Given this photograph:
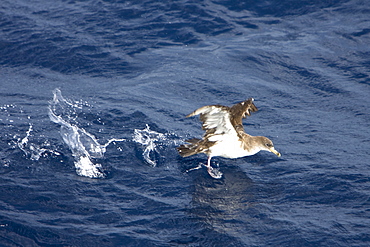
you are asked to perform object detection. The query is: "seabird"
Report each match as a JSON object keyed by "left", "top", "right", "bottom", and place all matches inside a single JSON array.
[{"left": 177, "top": 98, "right": 281, "bottom": 179}]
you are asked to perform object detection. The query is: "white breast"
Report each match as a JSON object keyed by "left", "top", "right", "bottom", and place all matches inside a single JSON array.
[{"left": 208, "top": 134, "right": 260, "bottom": 159}]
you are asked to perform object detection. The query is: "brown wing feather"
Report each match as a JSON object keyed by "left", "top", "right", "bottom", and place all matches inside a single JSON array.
[{"left": 229, "top": 98, "right": 258, "bottom": 133}]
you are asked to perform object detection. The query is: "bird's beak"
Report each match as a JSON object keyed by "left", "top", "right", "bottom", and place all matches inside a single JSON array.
[{"left": 269, "top": 147, "right": 281, "bottom": 157}]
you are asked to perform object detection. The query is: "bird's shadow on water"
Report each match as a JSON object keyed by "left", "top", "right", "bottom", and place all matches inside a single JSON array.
[
  {"left": 178, "top": 153, "right": 285, "bottom": 207},
  {"left": 184, "top": 163, "right": 258, "bottom": 243},
  {"left": 179, "top": 155, "right": 257, "bottom": 208},
  {"left": 179, "top": 154, "right": 284, "bottom": 245}
]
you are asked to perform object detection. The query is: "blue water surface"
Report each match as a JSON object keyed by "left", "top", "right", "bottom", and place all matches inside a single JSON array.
[{"left": 1, "top": 0, "right": 370, "bottom": 246}]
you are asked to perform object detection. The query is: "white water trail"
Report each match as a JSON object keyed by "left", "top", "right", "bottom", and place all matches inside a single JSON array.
[
  {"left": 133, "top": 124, "right": 173, "bottom": 167},
  {"left": 48, "top": 89, "right": 124, "bottom": 178}
]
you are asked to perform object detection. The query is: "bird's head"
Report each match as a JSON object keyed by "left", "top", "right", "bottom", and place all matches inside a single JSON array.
[{"left": 257, "top": 136, "right": 281, "bottom": 157}]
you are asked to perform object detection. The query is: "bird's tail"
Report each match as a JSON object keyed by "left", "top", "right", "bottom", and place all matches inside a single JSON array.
[{"left": 176, "top": 138, "right": 203, "bottom": 157}]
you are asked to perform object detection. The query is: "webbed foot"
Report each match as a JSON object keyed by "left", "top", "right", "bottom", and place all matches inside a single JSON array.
[{"left": 207, "top": 166, "right": 223, "bottom": 179}]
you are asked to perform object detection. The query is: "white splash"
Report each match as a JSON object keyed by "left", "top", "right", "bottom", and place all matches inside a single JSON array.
[
  {"left": 17, "top": 124, "right": 61, "bottom": 161},
  {"left": 18, "top": 124, "right": 33, "bottom": 151},
  {"left": 133, "top": 124, "right": 167, "bottom": 167},
  {"left": 49, "top": 89, "right": 124, "bottom": 178}
]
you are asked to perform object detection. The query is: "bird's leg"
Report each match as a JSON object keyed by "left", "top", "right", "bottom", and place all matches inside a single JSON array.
[
  {"left": 207, "top": 156, "right": 212, "bottom": 170},
  {"left": 206, "top": 156, "right": 223, "bottom": 179}
]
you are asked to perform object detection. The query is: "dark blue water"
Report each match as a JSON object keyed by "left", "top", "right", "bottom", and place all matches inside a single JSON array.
[{"left": 1, "top": 0, "right": 370, "bottom": 246}]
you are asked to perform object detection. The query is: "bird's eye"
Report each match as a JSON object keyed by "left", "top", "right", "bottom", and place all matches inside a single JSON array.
[{"left": 265, "top": 143, "right": 273, "bottom": 148}]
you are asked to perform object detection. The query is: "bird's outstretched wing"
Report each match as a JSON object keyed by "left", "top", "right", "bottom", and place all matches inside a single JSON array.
[
  {"left": 186, "top": 104, "right": 236, "bottom": 140},
  {"left": 229, "top": 98, "right": 258, "bottom": 134},
  {"left": 187, "top": 98, "right": 258, "bottom": 139}
]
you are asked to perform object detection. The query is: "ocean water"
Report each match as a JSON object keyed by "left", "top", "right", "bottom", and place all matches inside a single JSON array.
[{"left": 1, "top": 0, "right": 370, "bottom": 246}]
